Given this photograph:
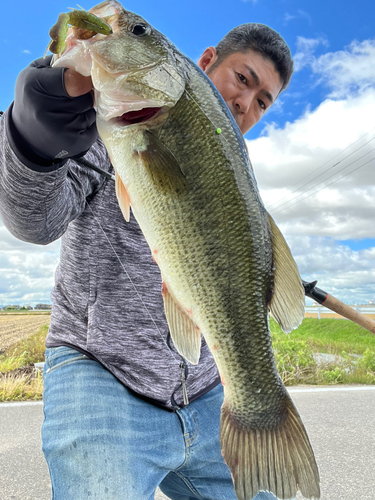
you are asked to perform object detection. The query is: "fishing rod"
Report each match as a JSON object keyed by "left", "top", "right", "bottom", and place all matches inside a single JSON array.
[{"left": 303, "top": 280, "right": 375, "bottom": 334}]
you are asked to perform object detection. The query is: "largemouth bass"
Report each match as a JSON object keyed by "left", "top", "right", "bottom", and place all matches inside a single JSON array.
[{"left": 52, "top": 2, "right": 320, "bottom": 498}]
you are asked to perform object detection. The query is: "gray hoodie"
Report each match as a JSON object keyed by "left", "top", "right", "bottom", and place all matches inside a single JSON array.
[{"left": 0, "top": 109, "right": 220, "bottom": 410}]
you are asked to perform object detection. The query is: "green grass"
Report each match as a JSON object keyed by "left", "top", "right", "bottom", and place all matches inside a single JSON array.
[
  {"left": 0, "top": 371, "right": 43, "bottom": 401},
  {"left": 0, "top": 318, "right": 374, "bottom": 402},
  {"left": 0, "top": 325, "right": 48, "bottom": 401},
  {"left": 272, "top": 317, "right": 375, "bottom": 354},
  {"left": 0, "top": 325, "right": 48, "bottom": 373},
  {"left": 270, "top": 318, "right": 375, "bottom": 385}
]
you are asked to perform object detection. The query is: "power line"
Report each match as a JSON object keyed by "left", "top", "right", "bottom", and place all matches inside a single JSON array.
[
  {"left": 267, "top": 136, "right": 375, "bottom": 211},
  {"left": 272, "top": 154, "right": 375, "bottom": 215},
  {"left": 266, "top": 125, "right": 375, "bottom": 211},
  {"left": 270, "top": 146, "right": 375, "bottom": 214}
]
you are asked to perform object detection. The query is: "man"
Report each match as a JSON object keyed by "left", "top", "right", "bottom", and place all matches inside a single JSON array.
[{"left": 0, "top": 21, "right": 293, "bottom": 500}]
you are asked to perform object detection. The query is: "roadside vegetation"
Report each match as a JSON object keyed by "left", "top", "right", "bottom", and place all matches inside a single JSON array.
[
  {"left": 0, "top": 325, "right": 48, "bottom": 401},
  {"left": 271, "top": 318, "right": 375, "bottom": 385},
  {"left": 0, "top": 317, "right": 374, "bottom": 402}
]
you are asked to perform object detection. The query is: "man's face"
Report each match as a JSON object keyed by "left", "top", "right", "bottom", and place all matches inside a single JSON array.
[{"left": 198, "top": 48, "right": 283, "bottom": 134}]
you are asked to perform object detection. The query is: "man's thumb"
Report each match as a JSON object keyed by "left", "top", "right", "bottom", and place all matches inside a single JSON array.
[{"left": 64, "top": 69, "right": 93, "bottom": 97}]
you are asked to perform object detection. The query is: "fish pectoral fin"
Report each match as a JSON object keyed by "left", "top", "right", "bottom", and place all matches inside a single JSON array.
[
  {"left": 138, "top": 130, "right": 186, "bottom": 193},
  {"left": 115, "top": 174, "right": 131, "bottom": 222},
  {"left": 221, "top": 395, "right": 320, "bottom": 500},
  {"left": 162, "top": 283, "right": 201, "bottom": 365},
  {"left": 268, "top": 213, "right": 305, "bottom": 333}
]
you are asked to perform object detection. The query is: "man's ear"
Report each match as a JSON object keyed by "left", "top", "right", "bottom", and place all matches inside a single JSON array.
[{"left": 197, "top": 47, "right": 218, "bottom": 73}]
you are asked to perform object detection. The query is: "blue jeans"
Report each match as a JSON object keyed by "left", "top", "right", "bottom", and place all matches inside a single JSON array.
[{"left": 42, "top": 346, "right": 277, "bottom": 500}]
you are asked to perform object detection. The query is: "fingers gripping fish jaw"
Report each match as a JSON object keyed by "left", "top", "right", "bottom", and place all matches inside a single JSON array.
[{"left": 47, "top": 9, "right": 112, "bottom": 55}]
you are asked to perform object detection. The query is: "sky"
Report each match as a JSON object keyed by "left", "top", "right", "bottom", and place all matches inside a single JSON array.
[{"left": 0, "top": 0, "right": 375, "bottom": 306}]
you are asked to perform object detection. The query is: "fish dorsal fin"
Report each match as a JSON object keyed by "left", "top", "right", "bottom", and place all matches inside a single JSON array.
[
  {"left": 162, "top": 282, "right": 201, "bottom": 365},
  {"left": 268, "top": 213, "right": 305, "bottom": 333},
  {"left": 115, "top": 174, "right": 131, "bottom": 222},
  {"left": 138, "top": 131, "right": 186, "bottom": 192}
]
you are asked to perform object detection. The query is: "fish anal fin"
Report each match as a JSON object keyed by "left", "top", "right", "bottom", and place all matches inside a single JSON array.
[
  {"left": 115, "top": 174, "right": 131, "bottom": 222},
  {"left": 138, "top": 130, "right": 186, "bottom": 193},
  {"left": 268, "top": 213, "right": 305, "bottom": 333},
  {"left": 220, "top": 395, "right": 320, "bottom": 500},
  {"left": 162, "top": 282, "right": 201, "bottom": 365}
]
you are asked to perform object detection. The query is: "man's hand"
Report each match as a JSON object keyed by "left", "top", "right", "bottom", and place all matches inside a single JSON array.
[{"left": 9, "top": 55, "right": 98, "bottom": 165}]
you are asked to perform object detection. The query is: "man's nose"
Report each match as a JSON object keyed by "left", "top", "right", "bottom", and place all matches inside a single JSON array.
[{"left": 234, "top": 92, "right": 252, "bottom": 115}]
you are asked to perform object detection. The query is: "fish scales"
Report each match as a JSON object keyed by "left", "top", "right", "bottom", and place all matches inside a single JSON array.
[
  {"left": 145, "top": 91, "right": 277, "bottom": 405},
  {"left": 52, "top": 2, "right": 320, "bottom": 499}
]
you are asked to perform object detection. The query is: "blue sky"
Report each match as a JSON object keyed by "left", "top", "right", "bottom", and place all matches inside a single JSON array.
[
  {"left": 1, "top": 0, "right": 375, "bottom": 306},
  {"left": 2, "top": 0, "right": 374, "bottom": 135}
]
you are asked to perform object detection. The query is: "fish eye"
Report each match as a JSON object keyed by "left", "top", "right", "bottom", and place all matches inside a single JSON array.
[{"left": 131, "top": 24, "right": 149, "bottom": 36}]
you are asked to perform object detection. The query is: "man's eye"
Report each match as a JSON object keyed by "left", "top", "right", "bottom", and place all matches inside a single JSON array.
[
  {"left": 258, "top": 99, "right": 266, "bottom": 110},
  {"left": 238, "top": 73, "right": 247, "bottom": 84}
]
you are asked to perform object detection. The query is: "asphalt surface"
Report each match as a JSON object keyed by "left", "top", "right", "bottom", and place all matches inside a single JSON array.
[{"left": 0, "top": 386, "right": 374, "bottom": 500}]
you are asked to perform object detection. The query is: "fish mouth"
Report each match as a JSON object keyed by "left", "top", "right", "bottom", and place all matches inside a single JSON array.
[{"left": 118, "top": 107, "right": 162, "bottom": 126}]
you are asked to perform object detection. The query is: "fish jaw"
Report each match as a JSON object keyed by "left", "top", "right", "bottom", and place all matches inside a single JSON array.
[
  {"left": 91, "top": 58, "right": 184, "bottom": 122},
  {"left": 52, "top": 0, "right": 186, "bottom": 121}
]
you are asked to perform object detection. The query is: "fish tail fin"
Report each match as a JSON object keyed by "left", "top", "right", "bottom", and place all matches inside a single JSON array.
[
  {"left": 268, "top": 213, "right": 305, "bottom": 333},
  {"left": 220, "top": 396, "right": 320, "bottom": 500}
]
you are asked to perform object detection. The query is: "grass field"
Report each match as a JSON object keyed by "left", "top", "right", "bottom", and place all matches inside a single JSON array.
[
  {"left": 0, "top": 314, "right": 374, "bottom": 402},
  {"left": 272, "top": 317, "right": 375, "bottom": 354},
  {"left": 0, "top": 311, "right": 51, "bottom": 314}
]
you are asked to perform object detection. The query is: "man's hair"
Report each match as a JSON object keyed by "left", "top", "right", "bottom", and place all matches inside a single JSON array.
[{"left": 209, "top": 24, "right": 294, "bottom": 91}]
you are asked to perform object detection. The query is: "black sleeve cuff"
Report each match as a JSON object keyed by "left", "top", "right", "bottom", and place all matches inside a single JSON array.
[{"left": 4, "top": 103, "right": 68, "bottom": 172}]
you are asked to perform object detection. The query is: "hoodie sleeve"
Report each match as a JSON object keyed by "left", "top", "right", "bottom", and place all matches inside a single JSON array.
[{"left": 0, "top": 108, "right": 111, "bottom": 245}]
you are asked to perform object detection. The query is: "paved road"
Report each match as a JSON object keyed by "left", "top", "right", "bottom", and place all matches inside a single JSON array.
[{"left": 1, "top": 386, "right": 374, "bottom": 500}]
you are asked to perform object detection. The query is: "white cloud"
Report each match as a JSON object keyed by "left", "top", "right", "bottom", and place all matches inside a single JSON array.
[
  {"left": 247, "top": 39, "right": 375, "bottom": 304},
  {"left": 293, "top": 36, "right": 329, "bottom": 71},
  {"left": 252, "top": 90, "right": 375, "bottom": 194},
  {"left": 0, "top": 222, "right": 60, "bottom": 306},
  {"left": 294, "top": 37, "right": 375, "bottom": 98},
  {"left": 22, "top": 49, "right": 31, "bottom": 54},
  {"left": 312, "top": 39, "right": 375, "bottom": 98},
  {"left": 289, "top": 236, "right": 375, "bottom": 304},
  {"left": 283, "top": 13, "right": 296, "bottom": 24},
  {"left": 283, "top": 10, "right": 312, "bottom": 26}
]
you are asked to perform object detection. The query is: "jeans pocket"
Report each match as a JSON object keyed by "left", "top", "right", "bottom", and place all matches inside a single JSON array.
[{"left": 44, "top": 346, "right": 90, "bottom": 375}]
